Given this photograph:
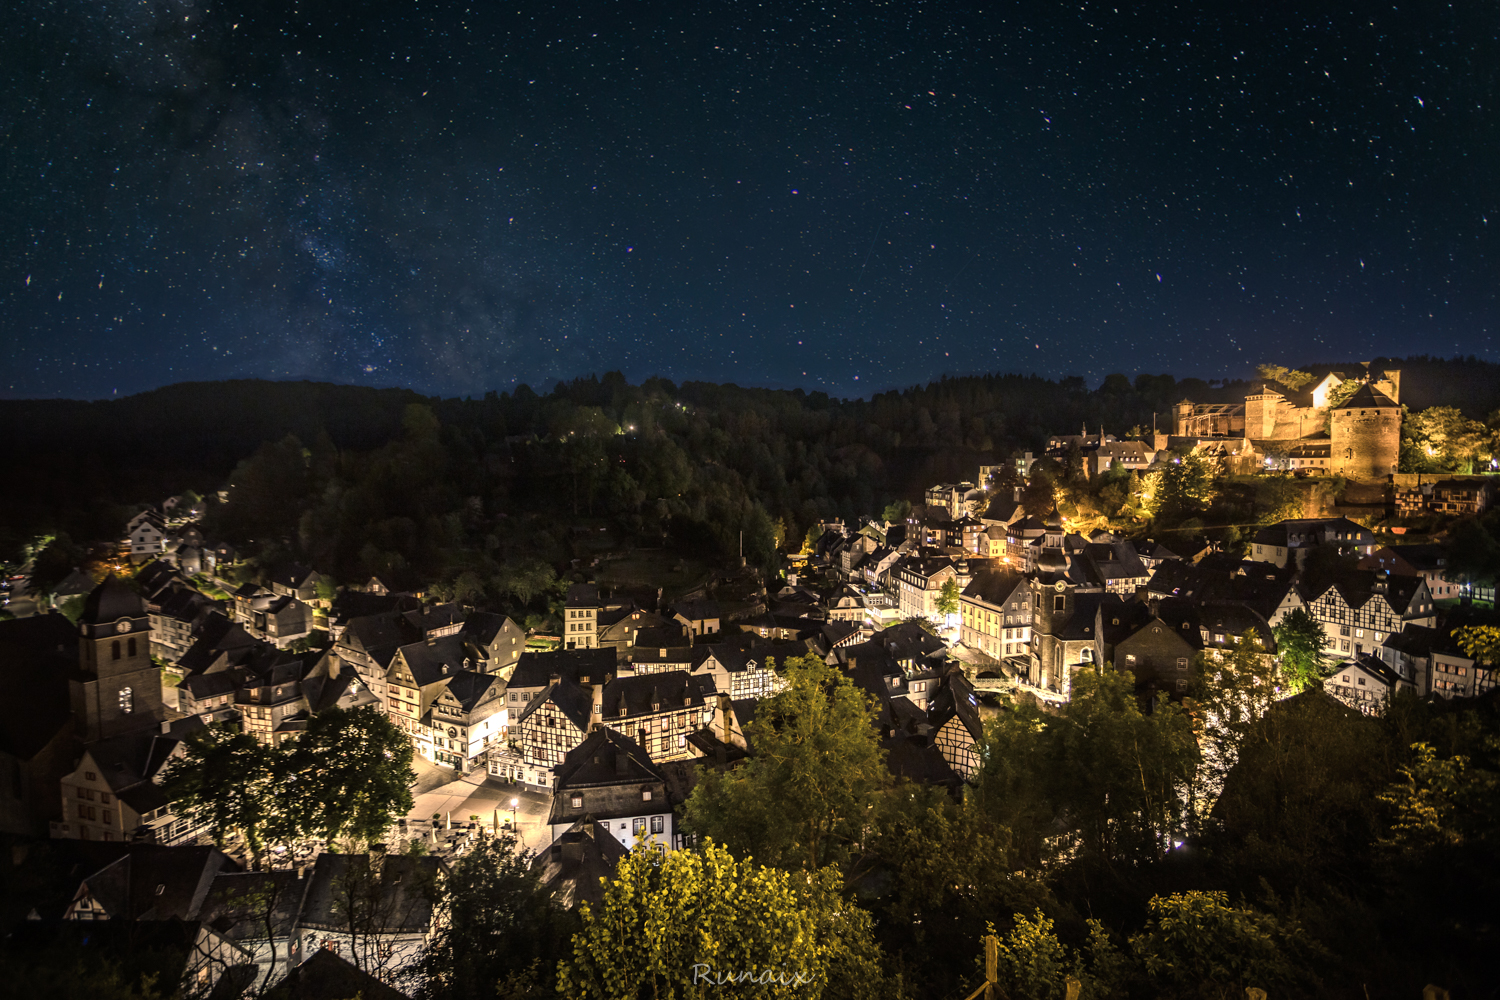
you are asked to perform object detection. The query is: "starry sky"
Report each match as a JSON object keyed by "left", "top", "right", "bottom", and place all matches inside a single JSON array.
[{"left": 3, "top": 1, "right": 1498, "bottom": 400}]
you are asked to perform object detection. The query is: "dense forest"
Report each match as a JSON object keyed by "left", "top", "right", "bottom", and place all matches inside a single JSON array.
[{"left": 3, "top": 355, "right": 1497, "bottom": 600}]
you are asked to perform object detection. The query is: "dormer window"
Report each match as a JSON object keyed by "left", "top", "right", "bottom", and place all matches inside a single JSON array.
[
  {"left": 570, "top": 794, "right": 583, "bottom": 809},
  {"left": 642, "top": 789, "right": 653, "bottom": 802}
]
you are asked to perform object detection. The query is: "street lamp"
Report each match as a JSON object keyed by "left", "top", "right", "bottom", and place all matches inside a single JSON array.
[{"left": 510, "top": 797, "right": 519, "bottom": 830}]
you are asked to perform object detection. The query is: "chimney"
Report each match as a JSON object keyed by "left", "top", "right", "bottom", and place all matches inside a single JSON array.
[{"left": 548, "top": 671, "right": 561, "bottom": 686}]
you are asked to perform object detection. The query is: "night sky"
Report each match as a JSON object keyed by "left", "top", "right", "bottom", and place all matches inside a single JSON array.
[{"left": 3, "top": 1, "right": 1498, "bottom": 400}]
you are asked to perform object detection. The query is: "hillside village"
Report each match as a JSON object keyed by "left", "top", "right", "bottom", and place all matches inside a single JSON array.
[{"left": 0, "top": 362, "right": 1497, "bottom": 996}]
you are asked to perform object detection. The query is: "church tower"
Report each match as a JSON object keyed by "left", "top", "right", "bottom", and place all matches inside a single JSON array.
[{"left": 69, "top": 575, "right": 164, "bottom": 742}]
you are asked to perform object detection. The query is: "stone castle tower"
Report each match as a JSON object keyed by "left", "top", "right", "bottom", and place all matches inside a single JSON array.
[{"left": 1329, "top": 381, "right": 1402, "bottom": 482}]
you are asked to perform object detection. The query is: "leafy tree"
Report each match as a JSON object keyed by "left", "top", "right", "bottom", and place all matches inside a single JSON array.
[
  {"left": 1153, "top": 454, "right": 1218, "bottom": 521},
  {"left": 881, "top": 499, "right": 911, "bottom": 524},
  {"left": 1376, "top": 742, "right": 1469, "bottom": 855},
  {"left": 1021, "top": 470, "right": 1057, "bottom": 518},
  {"left": 975, "top": 667, "right": 1198, "bottom": 868},
  {"left": 935, "top": 577, "right": 961, "bottom": 617},
  {"left": 410, "top": 833, "right": 573, "bottom": 1000},
  {"left": 1255, "top": 365, "right": 1314, "bottom": 391},
  {"left": 1443, "top": 510, "right": 1500, "bottom": 590},
  {"left": 557, "top": 842, "right": 888, "bottom": 1000},
  {"left": 298, "top": 707, "right": 416, "bottom": 848},
  {"left": 986, "top": 910, "right": 1127, "bottom": 1000},
  {"left": 1129, "top": 892, "right": 1323, "bottom": 1000},
  {"left": 862, "top": 790, "right": 1049, "bottom": 997},
  {"left": 29, "top": 533, "right": 86, "bottom": 595},
  {"left": 1454, "top": 624, "right": 1500, "bottom": 666},
  {"left": 682, "top": 657, "right": 885, "bottom": 870},
  {"left": 1205, "top": 691, "right": 1392, "bottom": 894},
  {"left": 1190, "top": 629, "right": 1281, "bottom": 817},
  {"left": 161, "top": 724, "right": 279, "bottom": 864},
  {"left": 1272, "top": 607, "right": 1329, "bottom": 693},
  {"left": 1404, "top": 406, "right": 1493, "bottom": 473}
]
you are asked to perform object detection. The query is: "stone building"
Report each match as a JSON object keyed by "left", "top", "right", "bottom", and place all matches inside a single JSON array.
[{"left": 1172, "top": 363, "right": 1402, "bottom": 482}]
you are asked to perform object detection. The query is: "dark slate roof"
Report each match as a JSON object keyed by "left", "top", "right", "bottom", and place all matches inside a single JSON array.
[
  {"left": 511, "top": 647, "right": 618, "bottom": 689},
  {"left": 81, "top": 575, "right": 145, "bottom": 624},
  {"left": 1383, "top": 623, "right": 1440, "bottom": 657},
  {"left": 552, "top": 728, "right": 665, "bottom": 792},
  {"left": 1198, "top": 602, "right": 1276, "bottom": 652},
  {"left": 882, "top": 730, "right": 962, "bottom": 788},
  {"left": 566, "top": 583, "right": 601, "bottom": 607},
  {"left": 1346, "top": 652, "right": 1402, "bottom": 687},
  {"left": 268, "top": 563, "right": 318, "bottom": 589},
  {"left": 403, "top": 603, "right": 464, "bottom": 634},
  {"left": 1335, "top": 382, "right": 1400, "bottom": 409},
  {"left": 298, "top": 854, "right": 442, "bottom": 933},
  {"left": 79, "top": 845, "right": 234, "bottom": 921},
  {"left": 329, "top": 590, "right": 420, "bottom": 625},
  {"left": 395, "top": 634, "right": 471, "bottom": 687},
  {"left": 459, "top": 611, "right": 517, "bottom": 646},
  {"left": 342, "top": 611, "right": 423, "bottom": 667},
  {"left": 671, "top": 598, "right": 722, "bottom": 622},
  {"left": 198, "top": 870, "right": 308, "bottom": 944},
  {"left": 531, "top": 819, "right": 629, "bottom": 911},
  {"left": 515, "top": 675, "right": 594, "bottom": 732},
  {"left": 1379, "top": 544, "right": 1450, "bottom": 573},
  {"left": 0, "top": 613, "right": 78, "bottom": 759},
  {"left": 442, "top": 669, "right": 500, "bottom": 711},
  {"left": 706, "top": 631, "right": 809, "bottom": 663},
  {"left": 961, "top": 569, "right": 1028, "bottom": 605},
  {"left": 600, "top": 671, "right": 706, "bottom": 720},
  {"left": 265, "top": 947, "right": 410, "bottom": 1000},
  {"left": 927, "top": 671, "right": 983, "bottom": 743},
  {"left": 1055, "top": 592, "right": 1126, "bottom": 641},
  {"left": 1308, "top": 570, "right": 1426, "bottom": 614}
]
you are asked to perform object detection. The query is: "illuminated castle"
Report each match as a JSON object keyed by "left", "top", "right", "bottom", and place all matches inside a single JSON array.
[{"left": 1173, "top": 364, "right": 1401, "bottom": 481}]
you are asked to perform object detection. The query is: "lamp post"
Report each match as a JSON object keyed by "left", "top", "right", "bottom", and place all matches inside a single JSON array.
[{"left": 509, "top": 797, "right": 519, "bottom": 833}]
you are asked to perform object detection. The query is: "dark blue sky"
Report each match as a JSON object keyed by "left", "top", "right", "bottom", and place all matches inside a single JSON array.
[{"left": 3, "top": 1, "right": 1497, "bottom": 400}]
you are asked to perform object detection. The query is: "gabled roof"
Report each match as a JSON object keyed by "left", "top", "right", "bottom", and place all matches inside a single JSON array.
[
  {"left": 459, "top": 611, "right": 519, "bottom": 646},
  {"left": 403, "top": 603, "right": 464, "bottom": 635},
  {"left": 1197, "top": 601, "right": 1275, "bottom": 651},
  {"left": 515, "top": 675, "right": 594, "bottom": 732},
  {"left": 298, "top": 854, "right": 443, "bottom": 933},
  {"left": 671, "top": 598, "right": 721, "bottom": 622},
  {"left": 600, "top": 670, "right": 705, "bottom": 720},
  {"left": 392, "top": 634, "right": 470, "bottom": 687},
  {"left": 1334, "top": 382, "right": 1399, "bottom": 409},
  {"left": 566, "top": 583, "right": 600, "bottom": 608},
  {"left": 1343, "top": 653, "right": 1401, "bottom": 687},
  {"left": 530, "top": 819, "right": 629, "bottom": 911},
  {"left": 554, "top": 728, "right": 667, "bottom": 790},
  {"left": 927, "top": 671, "right": 983, "bottom": 743},
  {"left": 440, "top": 669, "right": 501, "bottom": 712},
  {"left": 961, "top": 569, "right": 1028, "bottom": 606},
  {"left": 1382, "top": 623, "right": 1439, "bottom": 657},
  {"left": 265, "top": 948, "right": 410, "bottom": 1000},
  {"left": 510, "top": 648, "right": 618, "bottom": 689},
  {"left": 267, "top": 563, "right": 319, "bottom": 589},
  {"left": 75, "top": 845, "right": 234, "bottom": 921}
]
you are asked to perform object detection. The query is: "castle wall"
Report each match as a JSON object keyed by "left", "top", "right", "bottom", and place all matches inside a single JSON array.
[{"left": 1330, "top": 407, "right": 1400, "bottom": 481}]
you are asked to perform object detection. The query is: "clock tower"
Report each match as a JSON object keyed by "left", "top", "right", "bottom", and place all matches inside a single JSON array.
[{"left": 70, "top": 575, "right": 164, "bottom": 742}]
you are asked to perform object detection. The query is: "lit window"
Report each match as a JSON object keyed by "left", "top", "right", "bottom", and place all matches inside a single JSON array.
[{"left": 118, "top": 688, "right": 134, "bottom": 714}]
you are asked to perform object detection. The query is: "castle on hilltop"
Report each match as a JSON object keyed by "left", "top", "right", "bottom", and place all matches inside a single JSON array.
[{"left": 1172, "top": 363, "right": 1402, "bottom": 481}]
